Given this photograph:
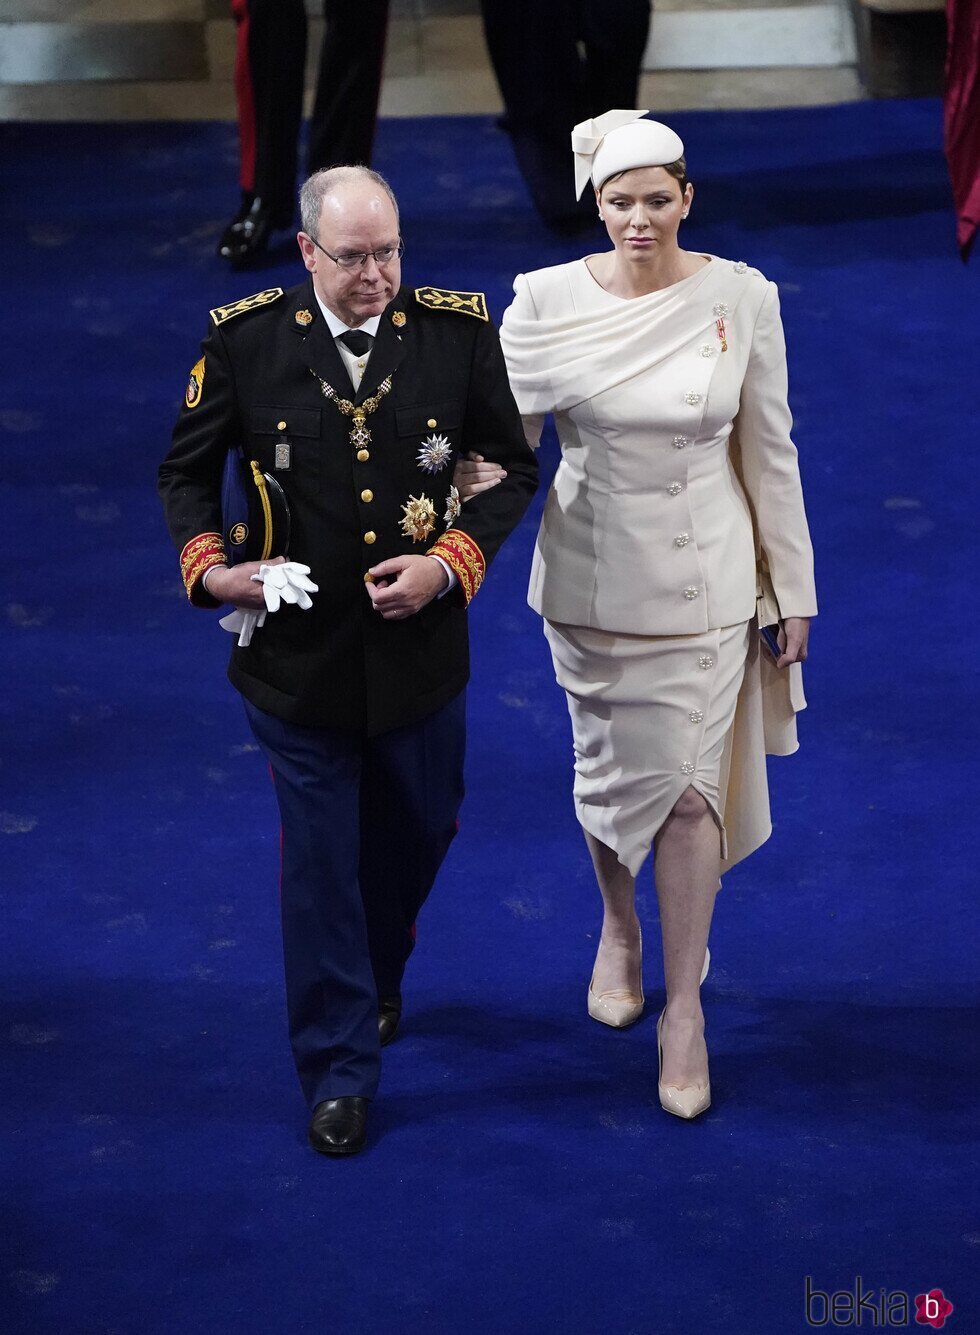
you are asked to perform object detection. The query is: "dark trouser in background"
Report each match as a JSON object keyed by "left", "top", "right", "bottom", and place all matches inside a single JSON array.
[
  {"left": 244, "top": 693, "right": 465, "bottom": 1108},
  {"left": 230, "top": 0, "right": 390, "bottom": 223},
  {"left": 479, "top": 0, "right": 651, "bottom": 229}
]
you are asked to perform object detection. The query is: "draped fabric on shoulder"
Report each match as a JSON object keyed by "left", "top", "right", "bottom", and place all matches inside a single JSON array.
[{"left": 500, "top": 261, "right": 727, "bottom": 416}]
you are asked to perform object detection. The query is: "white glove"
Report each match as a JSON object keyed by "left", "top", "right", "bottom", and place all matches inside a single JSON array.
[
  {"left": 218, "top": 608, "right": 266, "bottom": 647},
  {"left": 250, "top": 562, "right": 319, "bottom": 614}
]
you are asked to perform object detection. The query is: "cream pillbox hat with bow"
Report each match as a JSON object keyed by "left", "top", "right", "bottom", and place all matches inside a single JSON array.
[{"left": 571, "top": 110, "right": 685, "bottom": 199}]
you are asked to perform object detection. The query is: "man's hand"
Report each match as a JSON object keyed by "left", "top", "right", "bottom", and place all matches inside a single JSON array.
[
  {"left": 366, "top": 556, "right": 448, "bottom": 620},
  {"left": 776, "top": 616, "right": 810, "bottom": 669},
  {"left": 452, "top": 451, "right": 506, "bottom": 501},
  {"left": 206, "top": 555, "right": 286, "bottom": 610}
]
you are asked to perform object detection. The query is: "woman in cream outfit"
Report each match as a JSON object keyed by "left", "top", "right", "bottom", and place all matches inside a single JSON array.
[{"left": 463, "top": 112, "right": 816, "bottom": 1118}]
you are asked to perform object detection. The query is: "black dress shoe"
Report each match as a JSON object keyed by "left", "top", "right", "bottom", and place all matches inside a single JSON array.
[
  {"left": 378, "top": 998, "right": 402, "bottom": 1048},
  {"left": 308, "top": 1097, "right": 369, "bottom": 1156},
  {"left": 217, "top": 198, "right": 292, "bottom": 269}
]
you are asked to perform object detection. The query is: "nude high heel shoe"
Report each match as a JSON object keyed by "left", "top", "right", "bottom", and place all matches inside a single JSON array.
[
  {"left": 588, "top": 929, "right": 644, "bottom": 1028},
  {"left": 657, "top": 1009, "right": 711, "bottom": 1120}
]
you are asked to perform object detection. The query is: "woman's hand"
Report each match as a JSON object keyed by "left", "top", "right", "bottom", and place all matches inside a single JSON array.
[
  {"left": 776, "top": 617, "right": 810, "bottom": 669},
  {"left": 452, "top": 451, "right": 506, "bottom": 501}
]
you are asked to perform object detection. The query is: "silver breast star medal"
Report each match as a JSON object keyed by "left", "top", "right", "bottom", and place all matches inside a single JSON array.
[
  {"left": 443, "top": 485, "right": 461, "bottom": 527},
  {"left": 312, "top": 372, "right": 393, "bottom": 453},
  {"left": 400, "top": 494, "right": 437, "bottom": 543},
  {"left": 417, "top": 433, "right": 452, "bottom": 474}
]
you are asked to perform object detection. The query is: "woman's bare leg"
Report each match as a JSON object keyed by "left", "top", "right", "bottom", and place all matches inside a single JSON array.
[
  {"left": 653, "top": 786, "right": 720, "bottom": 1088},
  {"left": 583, "top": 829, "right": 641, "bottom": 996}
]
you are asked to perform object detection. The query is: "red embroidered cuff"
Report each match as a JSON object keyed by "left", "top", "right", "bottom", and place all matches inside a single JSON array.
[
  {"left": 426, "top": 529, "right": 486, "bottom": 605},
  {"left": 180, "top": 532, "right": 226, "bottom": 603}
]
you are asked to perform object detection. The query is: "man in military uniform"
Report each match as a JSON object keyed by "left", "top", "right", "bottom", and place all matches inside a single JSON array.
[{"left": 159, "top": 166, "right": 538, "bottom": 1155}]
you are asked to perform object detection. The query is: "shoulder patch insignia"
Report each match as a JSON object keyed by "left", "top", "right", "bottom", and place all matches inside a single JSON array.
[
  {"left": 210, "top": 287, "right": 285, "bottom": 326},
  {"left": 185, "top": 356, "right": 205, "bottom": 409},
  {"left": 414, "top": 286, "right": 489, "bottom": 322}
]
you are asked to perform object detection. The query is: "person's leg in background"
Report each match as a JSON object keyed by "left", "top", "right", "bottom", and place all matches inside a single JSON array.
[
  {"left": 580, "top": 0, "right": 652, "bottom": 117},
  {"left": 219, "top": 0, "right": 307, "bottom": 267},
  {"left": 479, "top": 0, "right": 594, "bottom": 232},
  {"left": 307, "top": 0, "right": 391, "bottom": 174}
]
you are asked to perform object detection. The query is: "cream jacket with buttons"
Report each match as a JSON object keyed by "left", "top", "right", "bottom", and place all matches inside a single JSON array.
[{"left": 499, "top": 255, "right": 817, "bottom": 635}]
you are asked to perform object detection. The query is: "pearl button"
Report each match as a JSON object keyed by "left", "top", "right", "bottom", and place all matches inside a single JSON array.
[
  {"left": 713, "top": 303, "right": 729, "bottom": 318},
  {"left": 734, "top": 260, "right": 748, "bottom": 274},
  {"left": 427, "top": 418, "right": 437, "bottom": 429},
  {"left": 672, "top": 436, "right": 689, "bottom": 450},
  {"left": 699, "top": 344, "right": 715, "bottom": 358},
  {"left": 684, "top": 587, "right": 700, "bottom": 600},
  {"left": 360, "top": 489, "right": 374, "bottom": 503},
  {"left": 668, "top": 482, "right": 683, "bottom": 496},
  {"left": 363, "top": 531, "right": 376, "bottom": 544},
  {"left": 685, "top": 391, "right": 703, "bottom": 406},
  {"left": 674, "top": 533, "right": 690, "bottom": 548},
  {"left": 689, "top": 710, "right": 704, "bottom": 724},
  {"left": 357, "top": 449, "right": 370, "bottom": 462},
  {"left": 277, "top": 420, "right": 287, "bottom": 431},
  {"left": 680, "top": 761, "right": 695, "bottom": 776},
  {"left": 699, "top": 655, "right": 714, "bottom": 670}
]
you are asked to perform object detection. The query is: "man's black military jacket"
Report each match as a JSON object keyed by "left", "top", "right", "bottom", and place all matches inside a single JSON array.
[{"left": 158, "top": 279, "right": 538, "bottom": 735}]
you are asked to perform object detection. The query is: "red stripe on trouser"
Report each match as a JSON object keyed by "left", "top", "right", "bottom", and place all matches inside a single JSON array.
[{"left": 231, "top": 0, "right": 257, "bottom": 194}]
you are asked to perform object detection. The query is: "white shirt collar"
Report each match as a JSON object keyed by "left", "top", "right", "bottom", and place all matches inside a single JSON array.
[{"left": 312, "top": 289, "right": 382, "bottom": 341}]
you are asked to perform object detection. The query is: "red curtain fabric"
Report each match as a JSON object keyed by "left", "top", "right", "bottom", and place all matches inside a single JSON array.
[{"left": 945, "top": 0, "right": 980, "bottom": 259}]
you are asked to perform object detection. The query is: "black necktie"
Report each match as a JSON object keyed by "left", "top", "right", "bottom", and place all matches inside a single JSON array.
[{"left": 339, "top": 329, "right": 373, "bottom": 357}]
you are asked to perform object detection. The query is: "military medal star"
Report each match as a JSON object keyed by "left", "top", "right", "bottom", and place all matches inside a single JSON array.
[
  {"left": 417, "top": 433, "right": 452, "bottom": 474},
  {"left": 400, "top": 494, "right": 437, "bottom": 543},
  {"left": 443, "top": 485, "right": 462, "bottom": 527}
]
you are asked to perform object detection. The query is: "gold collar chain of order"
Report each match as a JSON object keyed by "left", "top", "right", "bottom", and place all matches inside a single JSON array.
[{"left": 312, "top": 371, "right": 394, "bottom": 451}]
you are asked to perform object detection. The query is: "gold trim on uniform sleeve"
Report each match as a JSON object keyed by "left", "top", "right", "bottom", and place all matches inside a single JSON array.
[
  {"left": 414, "top": 286, "right": 489, "bottom": 321},
  {"left": 426, "top": 528, "right": 486, "bottom": 604},
  {"left": 180, "top": 532, "right": 226, "bottom": 600},
  {"left": 209, "top": 288, "right": 285, "bottom": 326}
]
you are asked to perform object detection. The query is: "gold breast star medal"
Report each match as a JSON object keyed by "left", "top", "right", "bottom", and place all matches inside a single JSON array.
[
  {"left": 443, "top": 485, "right": 461, "bottom": 527},
  {"left": 400, "top": 494, "right": 437, "bottom": 543},
  {"left": 417, "top": 433, "right": 452, "bottom": 474}
]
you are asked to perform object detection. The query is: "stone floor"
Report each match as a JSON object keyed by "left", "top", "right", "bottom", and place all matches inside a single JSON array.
[{"left": 0, "top": 0, "right": 865, "bottom": 120}]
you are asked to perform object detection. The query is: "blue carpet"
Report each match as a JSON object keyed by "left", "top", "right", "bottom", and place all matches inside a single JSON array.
[{"left": 1, "top": 100, "right": 978, "bottom": 1334}]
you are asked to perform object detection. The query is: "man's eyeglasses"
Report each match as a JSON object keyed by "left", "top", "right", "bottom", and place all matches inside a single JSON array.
[{"left": 308, "top": 237, "right": 405, "bottom": 270}]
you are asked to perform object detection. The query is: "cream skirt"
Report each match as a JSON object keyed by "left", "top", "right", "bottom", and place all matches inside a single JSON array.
[{"left": 543, "top": 619, "right": 758, "bottom": 878}]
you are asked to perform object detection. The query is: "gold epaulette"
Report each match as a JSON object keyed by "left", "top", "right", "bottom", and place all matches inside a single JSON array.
[
  {"left": 414, "top": 286, "right": 489, "bottom": 322},
  {"left": 210, "top": 288, "right": 284, "bottom": 326}
]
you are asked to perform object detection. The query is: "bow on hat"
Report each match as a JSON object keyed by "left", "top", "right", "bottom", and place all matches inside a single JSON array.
[{"left": 571, "top": 108, "right": 649, "bottom": 199}]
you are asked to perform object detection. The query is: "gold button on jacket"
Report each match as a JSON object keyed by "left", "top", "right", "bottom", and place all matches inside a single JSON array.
[{"left": 363, "top": 531, "right": 377, "bottom": 545}]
